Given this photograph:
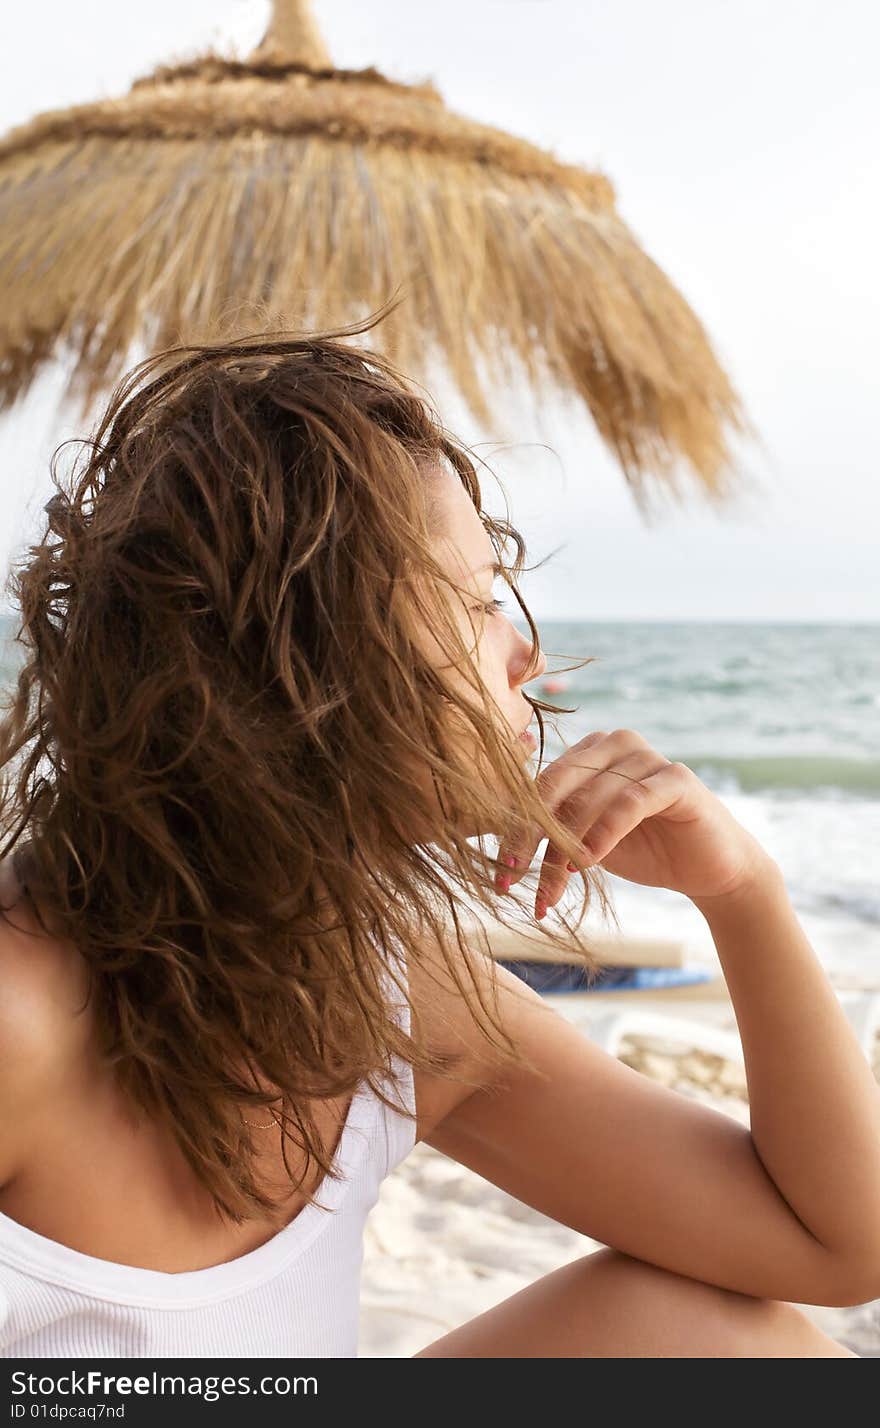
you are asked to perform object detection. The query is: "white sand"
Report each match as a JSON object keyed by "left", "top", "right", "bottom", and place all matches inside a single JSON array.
[{"left": 359, "top": 982, "right": 880, "bottom": 1357}]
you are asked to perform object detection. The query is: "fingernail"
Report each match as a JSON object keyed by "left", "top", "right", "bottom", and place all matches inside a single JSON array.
[
  {"left": 495, "top": 873, "right": 511, "bottom": 894},
  {"left": 503, "top": 856, "right": 518, "bottom": 868},
  {"left": 566, "top": 861, "right": 578, "bottom": 873}
]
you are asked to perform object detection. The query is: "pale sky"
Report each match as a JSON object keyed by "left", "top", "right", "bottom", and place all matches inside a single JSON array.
[{"left": 1, "top": 0, "right": 878, "bottom": 620}]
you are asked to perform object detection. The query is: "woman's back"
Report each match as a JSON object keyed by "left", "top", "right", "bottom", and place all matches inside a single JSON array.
[{"left": 0, "top": 858, "right": 418, "bottom": 1357}]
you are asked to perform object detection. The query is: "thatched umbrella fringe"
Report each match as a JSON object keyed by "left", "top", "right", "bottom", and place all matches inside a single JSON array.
[
  {"left": 0, "top": 133, "right": 747, "bottom": 500},
  {"left": 0, "top": 139, "right": 717, "bottom": 385}
]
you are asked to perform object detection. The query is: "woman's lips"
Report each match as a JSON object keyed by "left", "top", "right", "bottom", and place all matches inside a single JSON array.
[{"left": 518, "top": 729, "right": 538, "bottom": 750}]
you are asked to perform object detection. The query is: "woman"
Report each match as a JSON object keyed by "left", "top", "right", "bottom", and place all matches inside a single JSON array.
[{"left": 0, "top": 312, "right": 877, "bottom": 1358}]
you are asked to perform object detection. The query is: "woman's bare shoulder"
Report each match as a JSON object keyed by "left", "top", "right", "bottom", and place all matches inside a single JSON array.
[{"left": 0, "top": 858, "right": 92, "bottom": 1184}]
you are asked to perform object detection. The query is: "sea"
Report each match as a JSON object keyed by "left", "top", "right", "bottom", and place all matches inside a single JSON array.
[{"left": 1, "top": 614, "right": 878, "bottom": 988}]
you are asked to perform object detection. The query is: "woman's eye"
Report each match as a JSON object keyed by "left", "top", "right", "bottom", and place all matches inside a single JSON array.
[{"left": 475, "top": 598, "right": 507, "bottom": 617}]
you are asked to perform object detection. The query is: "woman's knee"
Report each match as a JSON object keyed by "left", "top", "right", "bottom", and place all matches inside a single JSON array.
[
  {"left": 414, "top": 1248, "right": 856, "bottom": 1357},
  {"left": 578, "top": 1248, "right": 854, "bottom": 1357}
]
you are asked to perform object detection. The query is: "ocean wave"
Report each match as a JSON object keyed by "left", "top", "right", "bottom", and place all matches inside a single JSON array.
[{"left": 673, "top": 754, "right": 880, "bottom": 797}]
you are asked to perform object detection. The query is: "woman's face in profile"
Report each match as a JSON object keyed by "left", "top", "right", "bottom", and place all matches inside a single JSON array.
[{"left": 406, "top": 465, "right": 547, "bottom": 836}]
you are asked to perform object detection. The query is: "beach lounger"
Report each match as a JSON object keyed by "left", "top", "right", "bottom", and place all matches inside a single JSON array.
[
  {"left": 481, "top": 914, "right": 711, "bottom": 994},
  {"left": 483, "top": 923, "right": 685, "bottom": 970}
]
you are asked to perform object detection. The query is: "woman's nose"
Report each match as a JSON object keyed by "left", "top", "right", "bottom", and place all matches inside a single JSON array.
[{"left": 512, "top": 636, "right": 546, "bottom": 686}]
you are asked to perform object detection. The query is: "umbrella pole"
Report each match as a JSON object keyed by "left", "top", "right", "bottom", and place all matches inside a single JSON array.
[{"left": 248, "top": 0, "right": 332, "bottom": 69}]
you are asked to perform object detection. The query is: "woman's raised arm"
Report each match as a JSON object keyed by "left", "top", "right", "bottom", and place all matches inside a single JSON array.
[{"left": 691, "top": 860, "right": 880, "bottom": 1268}]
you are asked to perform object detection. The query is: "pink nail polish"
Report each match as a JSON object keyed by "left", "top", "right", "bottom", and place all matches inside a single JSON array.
[
  {"left": 496, "top": 874, "right": 511, "bottom": 894},
  {"left": 504, "top": 856, "right": 518, "bottom": 868}
]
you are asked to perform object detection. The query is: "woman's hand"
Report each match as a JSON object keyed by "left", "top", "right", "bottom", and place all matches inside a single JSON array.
[{"left": 496, "top": 729, "right": 773, "bottom": 918}]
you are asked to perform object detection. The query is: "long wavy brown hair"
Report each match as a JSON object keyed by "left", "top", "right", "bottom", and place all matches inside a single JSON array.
[{"left": 0, "top": 303, "right": 614, "bottom": 1225}]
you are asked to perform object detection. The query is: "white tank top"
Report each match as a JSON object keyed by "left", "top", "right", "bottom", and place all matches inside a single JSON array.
[{"left": 0, "top": 945, "right": 415, "bottom": 1358}]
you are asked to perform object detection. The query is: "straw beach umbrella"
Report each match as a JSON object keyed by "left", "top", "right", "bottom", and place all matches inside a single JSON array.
[{"left": 0, "top": 0, "right": 750, "bottom": 510}]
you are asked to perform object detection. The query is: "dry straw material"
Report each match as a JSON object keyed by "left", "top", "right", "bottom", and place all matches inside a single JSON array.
[{"left": 0, "top": 0, "right": 750, "bottom": 509}]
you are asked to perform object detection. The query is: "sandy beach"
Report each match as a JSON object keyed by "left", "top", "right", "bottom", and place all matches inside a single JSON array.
[{"left": 360, "top": 975, "right": 880, "bottom": 1357}]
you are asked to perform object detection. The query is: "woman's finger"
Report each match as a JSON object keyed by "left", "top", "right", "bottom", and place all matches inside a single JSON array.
[
  {"left": 536, "top": 761, "right": 688, "bottom": 916},
  {"left": 494, "top": 730, "right": 610, "bottom": 890},
  {"left": 535, "top": 753, "right": 669, "bottom": 913}
]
